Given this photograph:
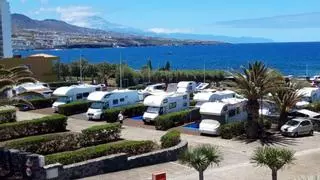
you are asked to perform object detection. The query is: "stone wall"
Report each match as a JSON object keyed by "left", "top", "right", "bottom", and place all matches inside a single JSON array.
[{"left": 40, "top": 140, "right": 188, "bottom": 180}]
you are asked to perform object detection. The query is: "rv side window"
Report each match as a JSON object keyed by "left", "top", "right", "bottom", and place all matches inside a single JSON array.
[
  {"left": 113, "top": 99, "right": 119, "bottom": 105},
  {"left": 169, "top": 102, "right": 177, "bottom": 109},
  {"left": 228, "top": 109, "right": 236, "bottom": 117},
  {"left": 83, "top": 92, "right": 89, "bottom": 98},
  {"left": 183, "top": 102, "right": 188, "bottom": 107},
  {"left": 183, "top": 95, "right": 188, "bottom": 99},
  {"left": 120, "top": 98, "right": 125, "bottom": 102},
  {"left": 95, "top": 87, "right": 101, "bottom": 91},
  {"left": 76, "top": 93, "right": 83, "bottom": 100},
  {"left": 163, "top": 99, "right": 168, "bottom": 103}
]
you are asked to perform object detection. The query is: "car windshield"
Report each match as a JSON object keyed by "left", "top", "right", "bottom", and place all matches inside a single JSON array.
[
  {"left": 91, "top": 102, "right": 104, "bottom": 109},
  {"left": 286, "top": 120, "right": 300, "bottom": 126},
  {"left": 57, "top": 96, "right": 69, "bottom": 103},
  {"left": 147, "top": 107, "right": 159, "bottom": 114}
]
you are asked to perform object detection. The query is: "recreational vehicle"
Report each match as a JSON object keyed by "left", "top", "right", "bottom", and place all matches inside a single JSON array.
[
  {"left": 86, "top": 89, "right": 140, "bottom": 120},
  {"left": 143, "top": 92, "right": 189, "bottom": 123},
  {"left": 138, "top": 83, "right": 166, "bottom": 99},
  {"left": 193, "top": 90, "right": 236, "bottom": 107},
  {"left": 176, "top": 81, "right": 197, "bottom": 93},
  {"left": 52, "top": 84, "right": 102, "bottom": 112},
  {"left": 296, "top": 87, "right": 320, "bottom": 107},
  {"left": 199, "top": 98, "right": 247, "bottom": 135},
  {"left": 14, "top": 82, "right": 53, "bottom": 98}
]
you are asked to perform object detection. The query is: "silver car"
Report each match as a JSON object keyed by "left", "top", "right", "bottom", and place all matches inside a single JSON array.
[{"left": 281, "top": 118, "right": 314, "bottom": 137}]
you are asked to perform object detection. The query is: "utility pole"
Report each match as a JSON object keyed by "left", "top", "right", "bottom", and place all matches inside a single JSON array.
[
  {"left": 119, "top": 53, "right": 122, "bottom": 88},
  {"left": 148, "top": 58, "right": 151, "bottom": 83},
  {"left": 203, "top": 59, "right": 206, "bottom": 83},
  {"left": 79, "top": 50, "right": 82, "bottom": 83}
]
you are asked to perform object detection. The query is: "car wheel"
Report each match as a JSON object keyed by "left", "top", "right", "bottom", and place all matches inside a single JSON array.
[
  {"left": 309, "top": 130, "right": 314, "bottom": 136},
  {"left": 294, "top": 132, "right": 299, "bottom": 137}
]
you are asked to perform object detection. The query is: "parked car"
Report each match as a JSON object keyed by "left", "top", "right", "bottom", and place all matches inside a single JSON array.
[
  {"left": 280, "top": 118, "right": 314, "bottom": 137},
  {"left": 199, "top": 119, "right": 221, "bottom": 135}
]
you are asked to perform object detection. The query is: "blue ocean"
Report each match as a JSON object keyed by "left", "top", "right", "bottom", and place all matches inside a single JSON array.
[{"left": 14, "top": 42, "right": 320, "bottom": 76}]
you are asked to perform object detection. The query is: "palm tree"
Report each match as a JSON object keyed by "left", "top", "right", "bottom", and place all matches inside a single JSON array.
[
  {"left": 251, "top": 146, "right": 295, "bottom": 180},
  {"left": 179, "top": 145, "right": 222, "bottom": 180},
  {"left": 231, "top": 61, "right": 282, "bottom": 139},
  {"left": 272, "top": 83, "right": 302, "bottom": 129}
]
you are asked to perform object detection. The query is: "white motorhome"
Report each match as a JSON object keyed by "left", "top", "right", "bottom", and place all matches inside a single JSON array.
[
  {"left": 143, "top": 92, "right": 189, "bottom": 123},
  {"left": 14, "top": 82, "right": 53, "bottom": 98},
  {"left": 296, "top": 87, "right": 320, "bottom": 108},
  {"left": 193, "top": 90, "right": 236, "bottom": 107},
  {"left": 52, "top": 84, "right": 102, "bottom": 112},
  {"left": 86, "top": 89, "right": 140, "bottom": 120},
  {"left": 138, "top": 83, "right": 166, "bottom": 99},
  {"left": 199, "top": 98, "right": 247, "bottom": 135},
  {"left": 177, "top": 81, "right": 197, "bottom": 93}
]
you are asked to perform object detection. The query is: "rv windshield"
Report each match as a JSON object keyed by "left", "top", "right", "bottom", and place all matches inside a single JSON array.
[
  {"left": 91, "top": 102, "right": 104, "bottom": 109},
  {"left": 146, "top": 107, "right": 160, "bottom": 114},
  {"left": 56, "top": 96, "right": 70, "bottom": 103}
]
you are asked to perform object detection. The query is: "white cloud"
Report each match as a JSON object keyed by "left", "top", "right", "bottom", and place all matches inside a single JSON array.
[{"left": 148, "top": 28, "right": 192, "bottom": 34}]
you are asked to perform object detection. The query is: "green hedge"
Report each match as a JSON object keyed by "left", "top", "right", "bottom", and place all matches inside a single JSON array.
[
  {"left": 128, "top": 84, "right": 147, "bottom": 90},
  {"left": 103, "top": 104, "right": 147, "bottom": 122},
  {"left": 1, "top": 132, "right": 81, "bottom": 155},
  {"left": 58, "top": 101, "right": 91, "bottom": 116},
  {"left": 45, "top": 140, "right": 155, "bottom": 165},
  {"left": 0, "top": 114, "right": 67, "bottom": 141},
  {"left": 155, "top": 109, "right": 200, "bottom": 130},
  {"left": 81, "top": 123, "right": 121, "bottom": 146},
  {"left": 29, "top": 97, "right": 57, "bottom": 109},
  {"left": 160, "top": 130, "right": 181, "bottom": 148},
  {"left": 306, "top": 102, "right": 320, "bottom": 112},
  {"left": 219, "top": 121, "right": 245, "bottom": 139},
  {"left": 189, "top": 100, "right": 197, "bottom": 107},
  {"left": 0, "top": 106, "right": 16, "bottom": 124}
]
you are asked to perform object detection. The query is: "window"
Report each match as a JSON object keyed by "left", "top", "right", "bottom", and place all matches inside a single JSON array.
[
  {"left": 228, "top": 109, "right": 236, "bottom": 117},
  {"left": 183, "top": 95, "right": 188, "bottom": 99},
  {"left": 155, "top": 85, "right": 165, "bottom": 90},
  {"left": 76, "top": 93, "right": 83, "bottom": 100},
  {"left": 183, "top": 102, "right": 188, "bottom": 107},
  {"left": 301, "top": 121, "right": 311, "bottom": 126},
  {"left": 163, "top": 99, "right": 168, "bottom": 104},
  {"left": 120, "top": 98, "right": 125, "bottom": 102},
  {"left": 169, "top": 102, "right": 177, "bottom": 109},
  {"left": 113, "top": 99, "right": 119, "bottom": 105},
  {"left": 96, "top": 87, "right": 101, "bottom": 91},
  {"left": 83, "top": 92, "right": 89, "bottom": 98}
]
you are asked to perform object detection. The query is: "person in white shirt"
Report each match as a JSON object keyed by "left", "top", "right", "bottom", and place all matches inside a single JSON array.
[{"left": 118, "top": 111, "right": 124, "bottom": 124}]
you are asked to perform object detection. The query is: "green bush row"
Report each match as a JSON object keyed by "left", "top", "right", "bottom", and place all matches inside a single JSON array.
[
  {"left": 29, "top": 97, "right": 57, "bottom": 109},
  {"left": 219, "top": 121, "right": 245, "bottom": 139},
  {"left": 1, "top": 132, "right": 81, "bottom": 155},
  {"left": 103, "top": 104, "right": 147, "bottom": 122},
  {"left": 128, "top": 84, "right": 147, "bottom": 90},
  {"left": 58, "top": 101, "right": 91, "bottom": 116},
  {"left": 306, "top": 102, "right": 320, "bottom": 112},
  {"left": 81, "top": 123, "right": 121, "bottom": 146},
  {"left": 45, "top": 140, "right": 155, "bottom": 165},
  {"left": 189, "top": 100, "right": 197, "bottom": 107},
  {"left": 0, "top": 114, "right": 67, "bottom": 141},
  {"left": 0, "top": 106, "right": 16, "bottom": 124},
  {"left": 160, "top": 130, "right": 181, "bottom": 148},
  {"left": 155, "top": 109, "right": 200, "bottom": 130}
]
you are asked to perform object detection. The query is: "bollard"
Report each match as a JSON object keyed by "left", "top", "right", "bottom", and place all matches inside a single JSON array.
[{"left": 152, "top": 171, "right": 166, "bottom": 180}]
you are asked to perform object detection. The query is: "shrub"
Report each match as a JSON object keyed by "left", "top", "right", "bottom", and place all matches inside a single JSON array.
[
  {"left": 81, "top": 123, "right": 121, "bottom": 146},
  {"left": 219, "top": 121, "right": 245, "bottom": 139},
  {"left": 0, "top": 114, "right": 67, "bottom": 141},
  {"left": 0, "top": 106, "right": 16, "bottom": 124},
  {"left": 155, "top": 110, "right": 190, "bottom": 130},
  {"left": 1, "top": 132, "right": 81, "bottom": 155},
  {"left": 160, "top": 130, "right": 181, "bottom": 148},
  {"left": 29, "top": 97, "right": 57, "bottom": 109},
  {"left": 306, "top": 102, "right": 320, "bottom": 112},
  {"left": 263, "top": 119, "right": 272, "bottom": 130},
  {"left": 58, "top": 101, "right": 91, "bottom": 116},
  {"left": 102, "top": 104, "right": 147, "bottom": 122},
  {"left": 128, "top": 84, "right": 147, "bottom": 90},
  {"left": 189, "top": 100, "right": 197, "bottom": 107},
  {"left": 45, "top": 140, "right": 155, "bottom": 165}
]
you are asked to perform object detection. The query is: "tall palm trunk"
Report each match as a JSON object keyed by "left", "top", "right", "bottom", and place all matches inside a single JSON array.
[
  {"left": 246, "top": 99, "right": 260, "bottom": 139},
  {"left": 199, "top": 171, "right": 204, "bottom": 180},
  {"left": 272, "top": 169, "right": 277, "bottom": 180},
  {"left": 278, "top": 109, "right": 288, "bottom": 130}
]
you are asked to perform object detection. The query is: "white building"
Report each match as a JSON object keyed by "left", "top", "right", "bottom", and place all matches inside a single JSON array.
[{"left": 0, "top": 0, "right": 12, "bottom": 58}]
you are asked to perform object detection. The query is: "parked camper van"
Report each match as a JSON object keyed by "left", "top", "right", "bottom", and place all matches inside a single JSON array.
[
  {"left": 14, "top": 82, "right": 53, "bottom": 98},
  {"left": 199, "top": 98, "right": 247, "bottom": 135},
  {"left": 52, "top": 84, "right": 102, "bottom": 112},
  {"left": 138, "top": 83, "right": 166, "bottom": 99},
  {"left": 177, "top": 81, "right": 197, "bottom": 93},
  {"left": 296, "top": 87, "right": 320, "bottom": 108},
  {"left": 193, "top": 90, "right": 236, "bottom": 107},
  {"left": 86, "top": 89, "right": 140, "bottom": 120},
  {"left": 143, "top": 92, "right": 189, "bottom": 123}
]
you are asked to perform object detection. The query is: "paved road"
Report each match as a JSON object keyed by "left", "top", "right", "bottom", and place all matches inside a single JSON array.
[{"left": 17, "top": 111, "right": 320, "bottom": 180}]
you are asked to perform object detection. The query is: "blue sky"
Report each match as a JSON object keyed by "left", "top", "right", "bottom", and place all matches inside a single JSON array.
[{"left": 8, "top": 0, "right": 320, "bottom": 42}]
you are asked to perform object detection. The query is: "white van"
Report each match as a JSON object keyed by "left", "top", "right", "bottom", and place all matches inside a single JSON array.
[
  {"left": 143, "top": 92, "right": 189, "bottom": 123},
  {"left": 296, "top": 87, "right": 320, "bottom": 108},
  {"left": 52, "top": 84, "right": 102, "bottom": 112},
  {"left": 86, "top": 89, "right": 140, "bottom": 120},
  {"left": 193, "top": 90, "right": 236, "bottom": 107},
  {"left": 177, "top": 81, "right": 197, "bottom": 93},
  {"left": 138, "top": 83, "right": 166, "bottom": 99}
]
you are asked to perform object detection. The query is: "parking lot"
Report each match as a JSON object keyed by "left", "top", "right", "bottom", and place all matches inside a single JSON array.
[{"left": 18, "top": 110, "right": 320, "bottom": 180}]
